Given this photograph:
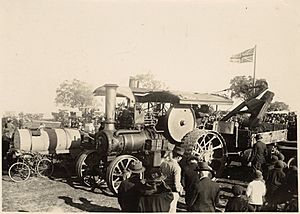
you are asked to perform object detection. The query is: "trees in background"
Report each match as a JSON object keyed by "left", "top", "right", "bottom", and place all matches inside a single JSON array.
[
  {"left": 229, "top": 75, "right": 268, "bottom": 100},
  {"left": 229, "top": 75, "right": 289, "bottom": 112},
  {"left": 55, "top": 79, "right": 95, "bottom": 108},
  {"left": 268, "top": 101, "right": 289, "bottom": 111},
  {"left": 133, "top": 72, "right": 168, "bottom": 90}
]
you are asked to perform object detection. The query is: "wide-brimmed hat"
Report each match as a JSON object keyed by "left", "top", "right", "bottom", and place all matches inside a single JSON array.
[
  {"left": 232, "top": 185, "right": 243, "bottom": 196},
  {"left": 146, "top": 168, "right": 166, "bottom": 183},
  {"left": 195, "top": 161, "right": 213, "bottom": 172},
  {"left": 254, "top": 170, "right": 263, "bottom": 180},
  {"left": 173, "top": 146, "right": 185, "bottom": 156},
  {"left": 128, "top": 160, "right": 145, "bottom": 174}
]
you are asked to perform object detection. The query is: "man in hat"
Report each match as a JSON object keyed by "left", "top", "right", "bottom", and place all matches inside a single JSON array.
[
  {"left": 246, "top": 170, "right": 266, "bottom": 211},
  {"left": 225, "top": 185, "right": 254, "bottom": 212},
  {"left": 2, "top": 129, "right": 11, "bottom": 170},
  {"left": 186, "top": 161, "right": 220, "bottom": 212},
  {"left": 137, "top": 168, "right": 174, "bottom": 212},
  {"left": 248, "top": 134, "right": 268, "bottom": 174},
  {"left": 160, "top": 145, "right": 184, "bottom": 213},
  {"left": 5, "top": 118, "right": 16, "bottom": 139},
  {"left": 118, "top": 160, "right": 145, "bottom": 212},
  {"left": 181, "top": 155, "right": 200, "bottom": 208}
]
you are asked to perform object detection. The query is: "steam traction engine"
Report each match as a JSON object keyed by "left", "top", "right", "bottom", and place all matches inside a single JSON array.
[
  {"left": 75, "top": 83, "right": 233, "bottom": 195},
  {"left": 76, "top": 81, "right": 291, "bottom": 195}
]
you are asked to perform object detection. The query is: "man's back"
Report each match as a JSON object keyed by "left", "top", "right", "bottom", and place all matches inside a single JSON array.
[
  {"left": 160, "top": 159, "right": 182, "bottom": 192},
  {"left": 118, "top": 176, "right": 143, "bottom": 212},
  {"left": 188, "top": 177, "right": 220, "bottom": 212},
  {"left": 225, "top": 196, "right": 254, "bottom": 212}
]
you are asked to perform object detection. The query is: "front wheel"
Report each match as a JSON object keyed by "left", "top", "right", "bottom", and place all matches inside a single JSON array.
[
  {"left": 36, "top": 158, "right": 54, "bottom": 177},
  {"left": 106, "top": 155, "right": 141, "bottom": 195},
  {"left": 8, "top": 162, "right": 31, "bottom": 182},
  {"left": 181, "top": 129, "right": 228, "bottom": 177},
  {"left": 76, "top": 151, "right": 104, "bottom": 187}
]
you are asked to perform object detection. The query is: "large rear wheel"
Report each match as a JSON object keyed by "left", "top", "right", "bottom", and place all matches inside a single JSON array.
[
  {"left": 106, "top": 155, "right": 141, "bottom": 195},
  {"left": 76, "top": 151, "right": 104, "bottom": 187},
  {"left": 182, "top": 129, "right": 227, "bottom": 177}
]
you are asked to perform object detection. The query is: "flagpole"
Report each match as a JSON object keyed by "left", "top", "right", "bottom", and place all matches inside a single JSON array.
[{"left": 252, "top": 45, "right": 257, "bottom": 94}]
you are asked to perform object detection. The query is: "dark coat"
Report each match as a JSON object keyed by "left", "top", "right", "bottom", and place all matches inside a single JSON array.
[
  {"left": 118, "top": 176, "right": 143, "bottom": 212},
  {"left": 137, "top": 181, "right": 173, "bottom": 212},
  {"left": 225, "top": 196, "right": 254, "bottom": 212},
  {"left": 266, "top": 168, "right": 286, "bottom": 203},
  {"left": 187, "top": 177, "right": 220, "bottom": 212},
  {"left": 249, "top": 140, "right": 268, "bottom": 170},
  {"left": 182, "top": 162, "right": 200, "bottom": 205},
  {"left": 2, "top": 135, "right": 11, "bottom": 158}
]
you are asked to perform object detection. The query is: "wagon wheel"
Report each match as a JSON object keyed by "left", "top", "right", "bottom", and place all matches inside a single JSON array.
[
  {"left": 287, "top": 156, "right": 297, "bottom": 168},
  {"left": 76, "top": 151, "right": 104, "bottom": 187},
  {"left": 106, "top": 155, "right": 141, "bottom": 195},
  {"left": 182, "top": 129, "right": 227, "bottom": 177}
]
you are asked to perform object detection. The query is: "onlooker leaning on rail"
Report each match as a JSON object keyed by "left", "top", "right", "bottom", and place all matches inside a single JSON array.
[
  {"left": 117, "top": 160, "right": 145, "bottom": 212},
  {"left": 160, "top": 146, "right": 184, "bottom": 213},
  {"left": 186, "top": 162, "right": 220, "bottom": 212}
]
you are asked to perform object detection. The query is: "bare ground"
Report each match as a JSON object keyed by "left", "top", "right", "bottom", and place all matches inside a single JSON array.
[{"left": 2, "top": 164, "right": 250, "bottom": 212}]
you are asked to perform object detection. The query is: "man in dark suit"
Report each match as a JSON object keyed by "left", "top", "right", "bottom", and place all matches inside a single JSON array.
[
  {"left": 181, "top": 155, "right": 200, "bottom": 210},
  {"left": 186, "top": 161, "right": 220, "bottom": 212},
  {"left": 118, "top": 160, "right": 145, "bottom": 212},
  {"left": 248, "top": 134, "right": 268, "bottom": 174}
]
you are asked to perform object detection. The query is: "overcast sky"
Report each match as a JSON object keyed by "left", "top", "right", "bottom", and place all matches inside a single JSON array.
[{"left": 1, "top": 0, "right": 300, "bottom": 114}]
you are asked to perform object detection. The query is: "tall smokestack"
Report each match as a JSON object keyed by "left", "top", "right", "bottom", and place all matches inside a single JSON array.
[
  {"left": 129, "top": 76, "right": 139, "bottom": 88},
  {"left": 104, "top": 84, "right": 118, "bottom": 130}
]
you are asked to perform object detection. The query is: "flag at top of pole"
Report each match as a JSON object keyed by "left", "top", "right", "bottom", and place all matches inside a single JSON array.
[{"left": 230, "top": 46, "right": 256, "bottom": 63}]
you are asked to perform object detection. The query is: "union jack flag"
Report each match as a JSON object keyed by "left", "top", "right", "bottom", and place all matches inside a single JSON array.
[{"left": 230, "top": 47, "right": 256, "bottom": 63}]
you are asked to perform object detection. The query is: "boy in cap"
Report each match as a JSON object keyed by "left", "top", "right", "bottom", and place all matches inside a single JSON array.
[
  {"left": 186, "top": 161, "right": 220, "bottom": 212},
  {"left": 118, "top": 160, "right": 145, "bottom": 212},
  {"left": 160, "top": 145, "right": 184, "bottom": 213},
  {"left": 246, "top": 170, "right": 266, "bottom": 211},
  {"left": 225, "top": 185, "right": 254, "bottom": 212},
  {"left": 137, "top": 168, "right": 173, "bottom": 212}
]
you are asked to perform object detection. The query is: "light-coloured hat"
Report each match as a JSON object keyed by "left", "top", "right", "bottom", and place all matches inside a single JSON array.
[{"left": 128, "top": 160, "right": 145, "bottom": 174}]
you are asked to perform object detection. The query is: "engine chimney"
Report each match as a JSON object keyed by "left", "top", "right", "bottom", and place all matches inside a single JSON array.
[
  {"left": 129, "top": 76, "right": 139, "bottom": 88},
  {"left": 104, "top": 84, "right": 118, "bottom": 131}
]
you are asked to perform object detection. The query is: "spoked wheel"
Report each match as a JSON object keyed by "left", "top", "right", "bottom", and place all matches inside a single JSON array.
[
  {"left": 36, "top": 158, "right": 54, "bottom": 177},
  {"left": 8, "top": 162, "right": 31, "bottom": 182},
  {"left": 287, "top": 156, "right": 297, "bottom": 168},
  {"left": 106, "top": 155, "right": 141, "bottom": 195},
  {"left": 76, "top": 151, "right": 104, "bottom": 187},
  {"left": 182, "top": 129, "right": 227, "bottom": 177}
]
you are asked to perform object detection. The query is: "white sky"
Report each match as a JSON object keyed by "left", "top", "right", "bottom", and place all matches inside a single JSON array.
[{"left": 1, "top": 0, "right": 300, "bottom": 114}]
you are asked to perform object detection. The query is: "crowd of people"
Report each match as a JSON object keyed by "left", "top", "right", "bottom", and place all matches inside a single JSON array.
[{"left": 116, "top": 136, "right": 298, "bottom": 212}]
